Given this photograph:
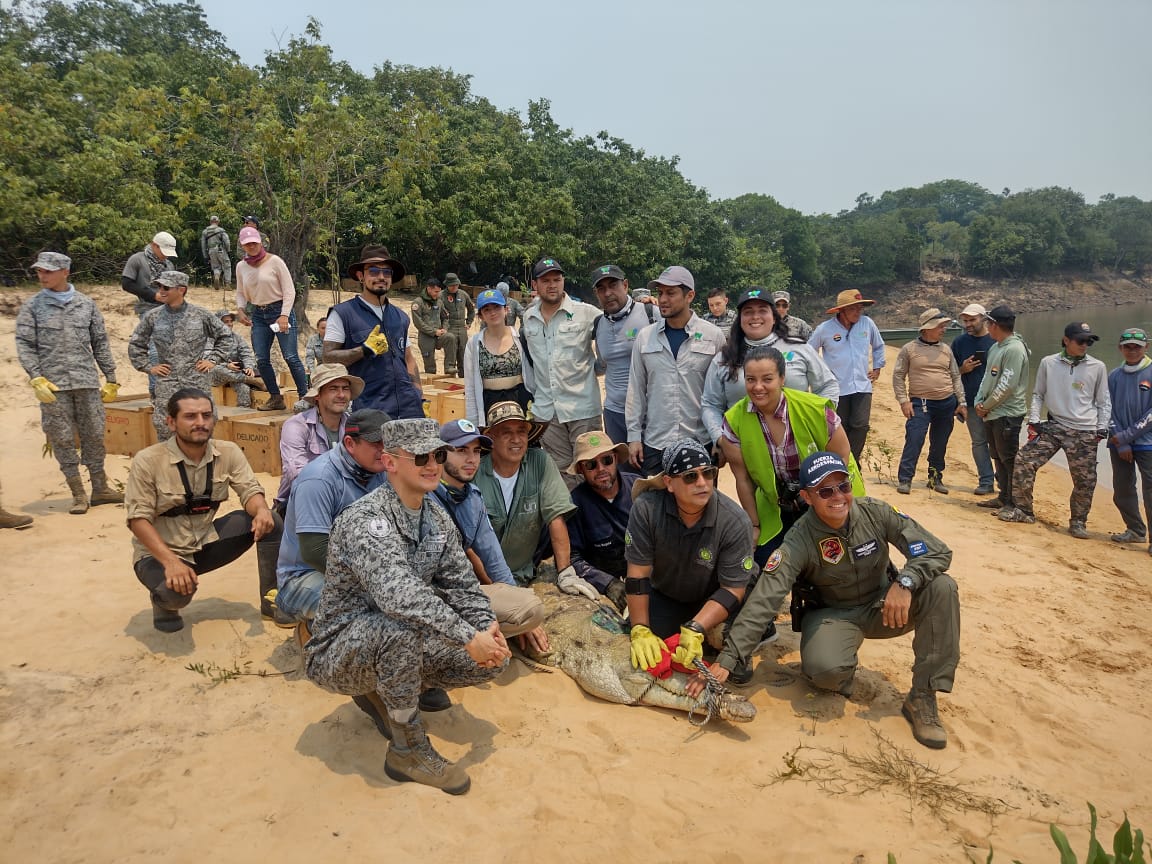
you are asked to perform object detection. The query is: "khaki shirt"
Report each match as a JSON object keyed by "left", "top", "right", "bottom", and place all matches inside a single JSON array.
[{"left": 125, "top": 437, "right": 265, "bottom": 563}]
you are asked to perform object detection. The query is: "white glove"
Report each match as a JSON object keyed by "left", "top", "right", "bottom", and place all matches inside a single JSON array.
[{"left": 556, "top": 565, "right": 600, "bottom": 602}]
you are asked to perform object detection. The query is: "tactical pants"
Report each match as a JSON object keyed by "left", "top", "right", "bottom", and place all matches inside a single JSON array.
[
  {"left": 985, "top": 415, "right": 1023, "bottom": 507},
  {"left": 1011, "top": 424, "right": 1100, "bottom": 521},
  {"left": 208, "top": 365, "right": 254, "bottom": 408},
  {"left": 897, "top": 396, "right": 957, "bottom": 484},
  {"left": 208, "top": 249, "right": 231, "bottom": 286},
  {"left": 417, "top": 331, "right": 458, "bottom": 375},
  {"left": 305, "top": 614, "right": 505, "bottom": 711},
  {"left": 447, "top": 327, "right": 469, "bottom": 377},
  {"left": 1110, "top": 449, "right": 1152, "bottom": 538},
  {"left": 40, "top": 388, "right": 106, "bottom": 481},
  {"left": 836, "top": 392, "right": 873, "bottom": 466},
  {"left": 800, "top": 573, "right": 960, "bottom": 694}
]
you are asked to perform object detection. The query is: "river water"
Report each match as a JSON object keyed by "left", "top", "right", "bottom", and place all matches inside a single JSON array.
[{"left": 882, "top": 300, "right": 1152, "bottom": 493}]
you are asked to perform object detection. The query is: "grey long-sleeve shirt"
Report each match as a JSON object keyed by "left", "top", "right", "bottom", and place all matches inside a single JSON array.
[{"left": 1030, "top": 352, "right": 1111, "bottom": 431}]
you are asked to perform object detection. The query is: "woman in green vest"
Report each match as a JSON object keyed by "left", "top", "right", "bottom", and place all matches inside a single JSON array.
[{"left": 720, "top": 346, "right": 865, "bottom": 565}]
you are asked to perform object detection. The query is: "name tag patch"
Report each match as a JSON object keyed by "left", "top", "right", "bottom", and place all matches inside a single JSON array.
[
  {"left": 908, "top": 541, "right": 928, "bottom": 557},
  {"left": 852, "top": 539, "right": 879, "bottom": 560}
]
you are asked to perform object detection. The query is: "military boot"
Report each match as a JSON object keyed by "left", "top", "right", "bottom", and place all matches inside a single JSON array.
[
  {"left": 384, "top": 715, "right": 470, "bottom": 795},
  {"left": 0, "top": 507, "right": 33, "bottom": 530},
  {"left": 257, "top": 394, "right": 286, "bottom": 411},
  {"left": 258, "top": 539, "right": 294, "bottom": 627},
  {"left": 66, "top": 475, "right": 89, "bottom": 515},
  {"left": 902, "top": 689, "right": 947, "bottom": 749},
  {"left": 89, "top": 469, "right": 124, "bottom": 506}
]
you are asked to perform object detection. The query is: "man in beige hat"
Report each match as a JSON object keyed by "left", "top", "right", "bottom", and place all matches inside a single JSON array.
[
  {"left": 808, "top": 289, "right": 886, "bottom": 464},
  {"left": 891, "top": 309, "right": 965, "bottom": 494},
  {"left": 273, "top": 363, "right": 365, "bottom": 508},
  {"left": 565, "top": 430, "right": 643, "bottom": 611}
]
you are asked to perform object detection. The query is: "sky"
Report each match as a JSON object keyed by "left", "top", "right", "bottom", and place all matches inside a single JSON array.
[{"left": 194, "top": 0, "right": 1152, "bottom": 215}]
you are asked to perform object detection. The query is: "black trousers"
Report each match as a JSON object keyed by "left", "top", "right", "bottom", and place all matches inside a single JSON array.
[
  {"left": 985, "top": 415, "right": 1023, "bottom": 506},
  {"left": 836, "top": 392, "right": 873, "bottom": 465}
]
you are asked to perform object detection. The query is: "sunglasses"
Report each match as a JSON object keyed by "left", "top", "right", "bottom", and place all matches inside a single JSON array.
[
  {"left": 674, "top": 466, "right": 718, "bottom": 484},
  {"left": 366, "top": 267, "right": 393, "bottom": 277},
  {"left": 578, "top": 454, "right": 616, "bottom": 471},
  {"left": 391, "top": 448, "right": 449, "bottom": 467},
  {"left": 1120, "top": 333, "right": 1146, "bottom": 343},
  {"left": 812, "top": 479, "right": 853, "bottom": 500},
  {"left": 1071, "top": 337, "right": 1093, "bottom": 346}
]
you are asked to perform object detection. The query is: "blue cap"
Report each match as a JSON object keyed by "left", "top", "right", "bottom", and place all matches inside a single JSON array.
[
  {"left": 439, "top": 419, "right": 491, "bottom": 449},
  {"left": 799, "top": 451, "right": 849, "bottom": 488},
  {"left": 476, "top": 288, "right": 506, "bottom": 309}
]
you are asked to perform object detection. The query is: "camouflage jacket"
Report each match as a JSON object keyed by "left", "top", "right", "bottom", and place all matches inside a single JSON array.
[
  {"left": 129, "top": 302, "right": 232, "bottom": 379},
  {"left": 15, "top": 288, "right": 117, "bottom": 389},
  {"left": 410, "top": 291, "right": 448, "bottom": 337},
  {"left": 217, "top": 329, "right": 257, "bottom": 370}
]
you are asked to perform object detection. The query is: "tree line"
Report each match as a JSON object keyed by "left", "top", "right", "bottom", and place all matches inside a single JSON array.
[{"left": 3, "top": 0, "right": 1150, "bottom": 306}]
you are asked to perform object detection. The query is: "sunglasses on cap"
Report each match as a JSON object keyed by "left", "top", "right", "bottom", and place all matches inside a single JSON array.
[
  {"left": 1120, "top": 332, "right": 1146, "bottom": 343},
  {"left": 578, "top": 453, "right": 616, "bottom": 472},
  {"left": 673, "top": 466, "right": 718, "bottom": 484},
  {"left": 812, "top": 479, "right": 853, "bottom": 500},
  {"left": 391, "top": 448, "right": 449, "bottom": 467},
  {"left": 366, "top": 266, "right": 392, "bottom": 277}
]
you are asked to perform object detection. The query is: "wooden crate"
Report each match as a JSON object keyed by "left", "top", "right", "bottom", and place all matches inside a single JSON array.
[
  {"left": 435, "top": 377, "right": 466, "bottom": 392},
  {"left": 421, "top": 386, "right": 444, "bottom": 419},
  {"left": 212, "top": 405, "right": 264, "bottom": 442},
  {"left": 434, "top": 390, "right": 467, "bottom": 423},
  {"left": 104, "top": 399, "right": 157, "bottom": 456},
  {"left": 419, "top": 372, "right": 447, "bottom": 386},
  {"left": 228, "top": 415, "right": 289, "bottom": 475}
]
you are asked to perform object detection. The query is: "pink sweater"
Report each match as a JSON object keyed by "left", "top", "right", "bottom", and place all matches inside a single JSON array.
[{"left": 235, "top": 254, "right": 294, "bottom": 316}]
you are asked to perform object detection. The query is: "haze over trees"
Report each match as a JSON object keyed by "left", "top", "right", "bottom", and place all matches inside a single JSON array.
[{"left": 3, "top": 0, "right": 1150, "bottom": 304}]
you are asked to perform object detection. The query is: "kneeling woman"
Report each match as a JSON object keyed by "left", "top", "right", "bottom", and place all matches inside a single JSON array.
[{"left": 720, "top": 346, "right": 864, "bottom": 565}]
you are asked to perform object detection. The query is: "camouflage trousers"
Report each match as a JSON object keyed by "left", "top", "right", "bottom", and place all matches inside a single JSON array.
[
  {"left": 208, "top": 365, "right": 253, "bottom": 408},
  {"left": 153, "top": 372, "right": 213, "bottom": 440},
  {"left": 1011, "top": 424, "right": 1100, "bottom": 521},
  {"left": 40, "top": 388, "right": 106, "bottom": 480},
  {"left": 305, "top": 614, "right": 505, "bottom": 712},
  {"left": 208, "top": 249, "right": 231, "bottom": 286}
]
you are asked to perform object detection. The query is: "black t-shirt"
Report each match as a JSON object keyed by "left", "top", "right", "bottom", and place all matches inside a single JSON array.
[{"left": 951, "top": 332, "right": 995, "bottom": 406}]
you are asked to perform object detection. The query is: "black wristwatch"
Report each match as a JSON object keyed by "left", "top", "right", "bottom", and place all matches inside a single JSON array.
[{"left": 895, "top": 574, "right": 914, "bottom": 592}]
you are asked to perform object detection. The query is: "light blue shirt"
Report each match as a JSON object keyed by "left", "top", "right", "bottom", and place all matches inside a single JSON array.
[
  {"left": 431, "top": 482, "right": 516, "bottom": 585},
  {"left": 808, "top": 314, "right": 886, "bottom": 396}
]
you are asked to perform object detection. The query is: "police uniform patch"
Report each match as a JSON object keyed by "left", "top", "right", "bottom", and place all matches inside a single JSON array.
[
  {"left": 764, "top": 550, "right": 781, "bottom": 571},
  {"left": 908, "top": 540, "right": 928, "bottom": 557},
  {"left": 818, "top": 537, "right": 844, "bottom": 565},
  {"left": 367, "top": 518, "right": 391, "bottom": 539}
]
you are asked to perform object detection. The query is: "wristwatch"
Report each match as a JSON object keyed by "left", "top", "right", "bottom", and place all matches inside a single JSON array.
[{"left": 896, "top": 574, "right": 914, "bottom": 591}]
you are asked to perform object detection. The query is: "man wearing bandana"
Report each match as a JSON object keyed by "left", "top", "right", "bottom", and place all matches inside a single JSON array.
[{"left": 623, "top": 439, "right": 756, "bottom": 678}]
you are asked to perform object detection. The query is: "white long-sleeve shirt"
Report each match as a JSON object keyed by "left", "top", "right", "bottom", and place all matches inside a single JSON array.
[{"left": 1030, "top": 352, "right": 1110, "bottom": 431}]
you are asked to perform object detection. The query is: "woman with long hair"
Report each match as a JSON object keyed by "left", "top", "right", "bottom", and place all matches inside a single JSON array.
[
  {"left": 720, "top": 345, "right": 863, "bottom": 565},
  {"left": 702, "top": 287, "right": 838, "bottom": 453},
  {"left": 463, "top": 288, "right": 535, "bottom": 424},
  {"left": 234, "top": 226, "right": 308, "bottom": 410}
]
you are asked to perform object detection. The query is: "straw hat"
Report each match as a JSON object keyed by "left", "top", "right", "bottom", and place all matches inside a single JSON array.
[
  {"left": 303, "top": 363, "right": 365, "bottom": 401},
  {"left": 826, "top": 289, "right": 876, "bottom": 314}
]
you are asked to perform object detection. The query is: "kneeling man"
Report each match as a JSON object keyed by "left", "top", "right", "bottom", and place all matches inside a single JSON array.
[
  {"left": 304, "top": 418, "right": 510, "bottom": 795},
  {"left": 714, "top": 451, "right": 960, "bottom": 749}
]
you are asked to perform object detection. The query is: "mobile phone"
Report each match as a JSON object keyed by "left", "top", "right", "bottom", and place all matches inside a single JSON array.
[{"left": 972, "top": 350, "right": 987, "bottom": 364}]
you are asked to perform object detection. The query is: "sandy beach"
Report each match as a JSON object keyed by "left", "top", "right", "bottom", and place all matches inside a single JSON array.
[{"left": 1, "top": 284, "right": 1149, "bottom": 863}]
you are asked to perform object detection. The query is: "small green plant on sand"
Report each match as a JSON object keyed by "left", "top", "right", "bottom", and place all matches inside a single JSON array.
[
  {"left": 862, "top": 438, "right": 897, "bottom": 485},
  {"left": 186, "top": 660, "right": 287, "bottom": 687}
]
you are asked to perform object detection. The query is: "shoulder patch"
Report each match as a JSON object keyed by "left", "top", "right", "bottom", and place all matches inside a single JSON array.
[
  {"left": 367, "top": 518, "right": 391, "bottom": 539},
  {"left": 764, "top": 550, "right": 781, "bottom": 571},
  {"left": 907, "top": 540, "right": 928, "bottom": 557},
  {"left": 891, "top": 505, "right": 910, "bottom": 519},
  {"left": 818, "top": 537, "right": 845, "bottom": 565},
  {"left": 624, "top": 530, "right": 632, "bottom": 546}
]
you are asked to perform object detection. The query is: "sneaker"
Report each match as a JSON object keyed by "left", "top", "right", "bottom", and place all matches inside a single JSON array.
[
  {"left": 973, "top": 485, "right": 996, "bottom": 496},
  {"left": 927, "top": 479, "right": 949, "bottom": 495},
  {"left": 1110, "top": 529, "right": 1146, "bottom": 544},
  {"left": 418, "top": 687, "right": 452, "bottom": 712},
  {"left": 998, "top": 507, "right": 1036, "bottom": 524},
  {"left": 902, "top": 689, "right": 947, "bottom": 749},
  {"left": 896, "top": 481, "right": 911, "bottom": 495},
  {"left": 976, "top": 498, "right": 1005, "bottom": 509}
]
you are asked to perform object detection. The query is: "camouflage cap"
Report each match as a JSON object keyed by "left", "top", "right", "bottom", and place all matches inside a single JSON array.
[
  {"left": 381, "top": 417, "right": 447, "bottom": 454},
  {"left": 32, "top": 251, "right": 71, "bottom": 272},
  {"left": 152, "top": 271, "right": 189, "bottom": 289},
  {"left": 215, "top": 308, "right": 236, "bottom": 320}
]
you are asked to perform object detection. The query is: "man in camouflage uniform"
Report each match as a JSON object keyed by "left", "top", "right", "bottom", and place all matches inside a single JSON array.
[
  {"left": 199, "top": 216, "right": 231, "bottom": 290},
  {"left": 128, "top": 271, "right": 232, "bottom": 441},
  {"left": 305, "top": 417, "right": 510, "bottom": 795},
  {"left": 499, "top": 281, "right": 524, "bottom": 329},
  {"left": 441, "top": 273, "right": 474, "bottom": 376},
  {"left": 16, "top": 251, "right": 123, "bottom": 514},
  {"left": 410, "top": 277, "right": 457, "bottom": 375},
  {"left": 121, "top": 231, "right": 178, "bottom": 397},
  {"left": 206, "top": 309, "right": 264, "bottom": 408}
]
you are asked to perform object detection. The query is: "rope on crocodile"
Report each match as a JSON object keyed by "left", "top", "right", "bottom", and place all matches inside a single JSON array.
[{"left": 687, "top": 659, "right": 736, "bottom": 727}]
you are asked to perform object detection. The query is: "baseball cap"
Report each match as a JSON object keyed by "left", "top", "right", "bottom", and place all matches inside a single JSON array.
[
  {"left": 344, "top": 408, "right": 393, "bottom": 443},
  {"left": 590, "top": 263, "right": 626, "bottom": 288},
  {"left": 152, "top": 271, "right": 189, "bottom": 289},
  {"left": 238, "top": 226, "right": 262, "bottom": 246},
  {"left": 983, "top": 305, "right": 1016, "bottom": 325},
  {"left": 151, "top": 232, "right": 178, "bottom": 258},
  {"left": 1119, "top": 328, "right": 1148, "bottom": 347},
  {"left": 532, "top": 257, "right": 564, "bottom": 279},
  {"left": 736, "top": 287, "right": 772, "bottom": 309},
  {"left": 1064, "top": 322, "right": 1099, "bottom": 343},
  {"left": 439, "top": 419, "right": 492, "bottom": 449},
  {"left": 476, "top": 288, "right": 506, "bottom": 309},
  {"left": 647, "top": 265, "right": 694, "bottom": 293},
  {"left": 381, "top": 417, "right": 449, "bottom": 455},
  {"left": 960, "top": 303, "right": 987, "bottom": 317},
  {"left": 241, "top": 215, "right": 261, "bottom": 226},
  {"left": 32, "top": 251, "right": 71, "bottom": 272},
  {"left": 799, "top": 452, "right": 850, "bottom": 489}
]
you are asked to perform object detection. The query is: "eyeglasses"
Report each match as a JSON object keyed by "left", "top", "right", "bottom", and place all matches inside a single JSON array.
[
  {"left": 578, "top": 454, "right": 615, "bottom": 471},
  {"left": 1072, "top": 338, "right": 1093, "bottom": 346},
  {"left": 812, "top": 480, "right": 853, "bottom": 500},
  {"left": 366, "top": 267, "right": 393, "bottom": 277},
  {"left": 674, "top": 466, "right": 718, "bottom": 484},
  {"left": 391, "top": 448, "right": 449, "bottom": 467}
]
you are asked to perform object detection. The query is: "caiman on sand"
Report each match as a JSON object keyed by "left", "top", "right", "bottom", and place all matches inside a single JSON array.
[{"left": 523, "top": 584, "right": 756, "bottom": 724}]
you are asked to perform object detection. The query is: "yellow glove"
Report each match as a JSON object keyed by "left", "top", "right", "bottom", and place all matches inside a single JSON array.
[
  {"left": 100, "top": 382, "right": 120, "bottom": 403},
  {"left": 30, "top": 376, "right": 59, "bottom": 404},
  {"left": 629, "top": 624, "right": 667, "bottom": 671},
  {"left": 671, "top": 624, "right": 706, "bottom": 668},
  {"left": 362, "top": 324, "right": 389, "bottom": 356}
]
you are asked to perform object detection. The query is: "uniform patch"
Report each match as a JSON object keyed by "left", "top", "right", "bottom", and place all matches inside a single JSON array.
[
  {"left": 742, "top": 555, "right": 756, "bottom": 571},
  {"left": 832, "top": 334, "right": 842, "bottom": 342},
  {"left": 698, "top": 547, "right": 713, "bottom": 561},
  {"left": 989, "top": 366, "right": 1000, "bottom": 377},
  {"left": 764, "top": 550, "right": 781, "bottom": 571},
  {"left": 522, "top": 501, "right": 538, "bottom": 514},
  {"left": 367, "top": 518, "right": 391, "bottom": 539},
  {"left": 908, "top": 540, "right": 928, "bottom": 557},
  {"left": 852, "top": 539, "right": 879, "bottom": 560},
  {"left": 782, "top": 351, "right": 795, "bottom": 362},
  {"left": 626, "top": 328, "right": 639, "bottom": 339},
  {"left": 1140, "top": 380, "right": 1151, "bottom": 391},
  {"left": 624, "top": 530, "right": 632, "bottom": 546},
  {"left": 818, "top": 537, "right": 844, "bottom": 565},
  {"left": 891, "top": 505, "right": 910, "bottom": 519},
  {"left": 693, "top": 331, "right": 703, "bottom": 341}
]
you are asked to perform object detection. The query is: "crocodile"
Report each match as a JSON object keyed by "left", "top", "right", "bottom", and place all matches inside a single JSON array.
[{"left": 523, "top": 584, "right": 756, "bottom": 724}]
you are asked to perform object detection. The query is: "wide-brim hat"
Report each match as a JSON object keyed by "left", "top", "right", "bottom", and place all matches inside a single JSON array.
[
  {"left": 631, "top": 473, "right": 667, "bottom": 500},
  {"left": 566, "top": 431, "right": 631, "bottom": 475},
  {"left": 826, "top": 289, "right": 875, "bottom": 314},
  {"left": 303, "top": 363, "right": 365, "bottom": 400},
  {"left": 918, "top": 308, "right": 952, "bottom": 330},
  {"left": 482, "top": 400, "right": 547, "bottom": 444},
  {"left": 348, "top": 244, "right": 405, "bottom": 281}
]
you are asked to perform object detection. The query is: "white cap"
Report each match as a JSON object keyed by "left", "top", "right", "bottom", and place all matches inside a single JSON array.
[
  {"left": 960, "top": 303, "right": 986, "bottom": 317},
  {"left": 151, "top": 231, "right": 178, "bottom": 258}
]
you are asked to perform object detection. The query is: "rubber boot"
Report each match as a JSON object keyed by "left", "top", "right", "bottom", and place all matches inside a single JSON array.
[
  {"left": 66, "top": 475, "right": 89, "bottom": 515},
  {"left": 257, "top": 538, "right": 293, "bottom": 626},
  {"left": 257, "top": 394, "right": 286, "bottom": 411},
  {"left": 89, "top": 468, "right": 124, "bottom": 506},
  {"left": 384, "top": 715, "right": 471, "bottom": 795},
  {"left": 0, "top": 507, "right": 33, "bottom": 530}
]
